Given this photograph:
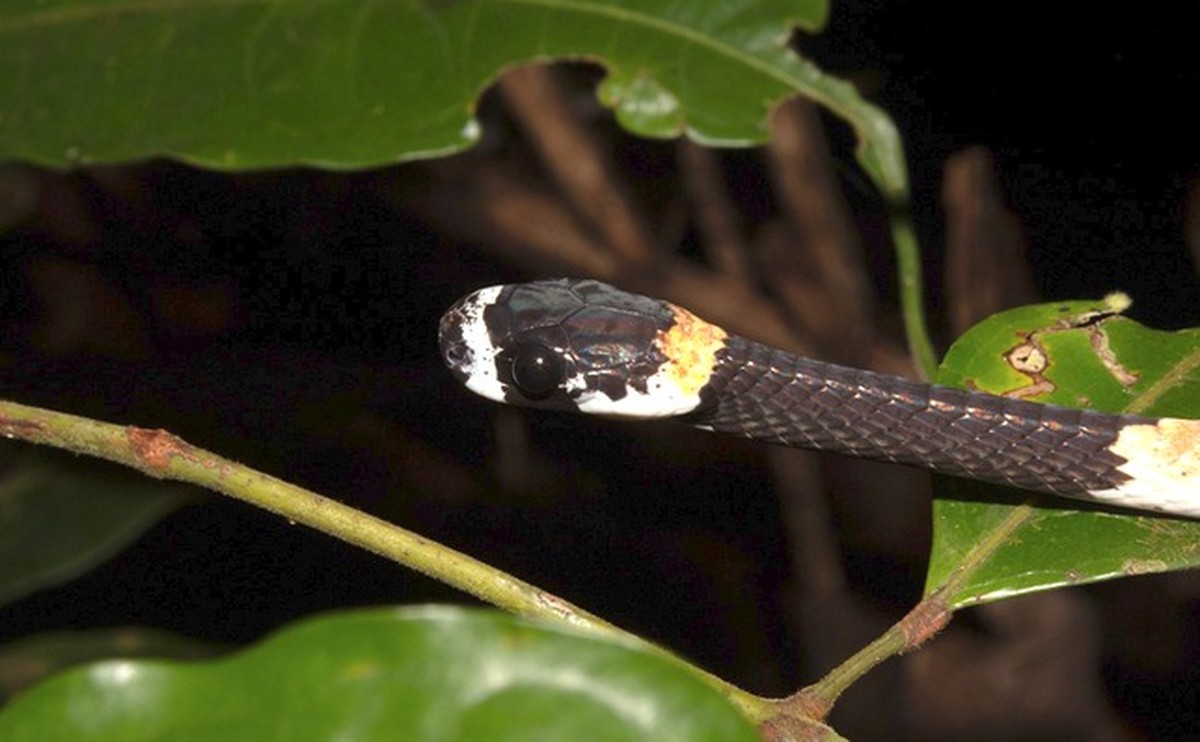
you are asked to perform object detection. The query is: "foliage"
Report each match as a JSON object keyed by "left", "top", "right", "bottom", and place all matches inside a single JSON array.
[
  {"left": 0, "top": 0, "right": 1194, "bottom": 738},
  {"left": 928, "top": 298, "right": 1200, "bottom": 607},
  {"left": 0, "top": 608, "right": 759, "bottom": 741}
]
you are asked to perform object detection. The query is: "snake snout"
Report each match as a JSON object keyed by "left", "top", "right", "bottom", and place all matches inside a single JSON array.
[{"left": 438, "top": 309, "right": 472, "bottom": 375}]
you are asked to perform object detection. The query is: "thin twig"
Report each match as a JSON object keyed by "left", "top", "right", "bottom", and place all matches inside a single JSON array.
[
  {"left": 789, "top": 504, "right": 1039, "bottom": 719},
  {"left": 0, "top": 398, "right": 772, "bottom": 722},
  {"left": 891, "top": 210, "right": 938, "bottom": 379},
  {"left": 786, "top": 590, "right": 952, "bottom": 721}
]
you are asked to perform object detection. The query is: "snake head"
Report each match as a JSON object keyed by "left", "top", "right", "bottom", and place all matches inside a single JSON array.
[{"left": 439, "top": 278, "right": 725, "bottom": 418}]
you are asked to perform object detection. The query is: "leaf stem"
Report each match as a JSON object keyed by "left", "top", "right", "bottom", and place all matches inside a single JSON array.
[
  {"left": 891, "top": 207, "right": 938, "bottom": 379},
  {"left": 787, "top": 592, "right": 950, "bottom": 720},
  {"left": 0, "top": 399, "right": 771, "bottom": 722},
  {"left": 788, "top": 503, "right": 1037, "bottom": 717}
]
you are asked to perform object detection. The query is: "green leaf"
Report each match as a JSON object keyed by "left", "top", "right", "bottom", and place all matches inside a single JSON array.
[
  {"left": 0, "top": 0, "right": 906, "bottom": 198},
  {"left": 0, "top": 606, "right": 759, "bottom": 741},
  {"left": 0, "top": 446, "right": 195, "bottom": 607},
  {"left": 925, "top": 297, "right": 1200, "bottom": 608},
  {"left": 0, "top": 628, "right": 221, "bottom": 705}
]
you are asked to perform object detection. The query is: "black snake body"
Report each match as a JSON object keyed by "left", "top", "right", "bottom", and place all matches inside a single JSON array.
[
  {"left": 440, "top": 278, "right": 1199, "bottom": 518},
  {"left": 697, "top": 334, "right": 1138, "bottom": 497}
]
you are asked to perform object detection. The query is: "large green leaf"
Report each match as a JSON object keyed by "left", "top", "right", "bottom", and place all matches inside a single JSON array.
[
  {"left": 0, "top": 627, "right": 221, "bottom": 705},
  {"left": 0, "top": 0, "right": 906, "bottom": 197},
  {"left": 0, "top": 446, "right": 196, "bottom": 607},
  {"left": 925, "top": 298, "right": 1200, "bottom": 608},
  {"left": 0, "top": 606, "right": 759, "bottom": 741}
]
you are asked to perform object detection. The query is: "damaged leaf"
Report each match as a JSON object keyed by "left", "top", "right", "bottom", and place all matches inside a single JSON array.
[
  {"left": 925, "top": 298, "right": 1200, "bottom": 608},
  {"left": 0, "top": 0, "right": 906, "bottom": 198}
]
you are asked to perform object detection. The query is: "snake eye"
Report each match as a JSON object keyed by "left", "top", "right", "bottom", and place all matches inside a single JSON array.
[{"left": 509, "top": 343, "right": 565, "bottom": 400}]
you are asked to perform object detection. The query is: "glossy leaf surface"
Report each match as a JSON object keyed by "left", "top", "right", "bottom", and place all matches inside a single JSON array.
[
  {"left": 0, "top": 607, "right": 758, "bottom": 740},
  {"left": 0, "top": 627, "right": 220, "bottom": 704},
  {"left": 0, "top": 0, "right": 906, "bottom": 197}
]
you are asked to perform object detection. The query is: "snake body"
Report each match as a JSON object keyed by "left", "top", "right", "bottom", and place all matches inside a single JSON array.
[{"left": 439, "top": 278, "right": 1200, "bottom": 518}]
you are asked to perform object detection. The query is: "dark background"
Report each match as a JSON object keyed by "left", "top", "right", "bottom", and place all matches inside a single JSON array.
[
  {"left": 829, "top": 2, "right": 1199, "bottom": 328},
  {"left": 2, "top": 3, "right": 1197, "bottom": 739}
]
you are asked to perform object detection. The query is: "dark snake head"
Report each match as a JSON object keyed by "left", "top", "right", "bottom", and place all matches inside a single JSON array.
[{"left": 439, "top": 279, "right": 722, "bottom": 418}]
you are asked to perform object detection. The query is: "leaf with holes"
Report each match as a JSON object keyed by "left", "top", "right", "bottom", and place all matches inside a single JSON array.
[
  {"left": 0, "top": 0, "right": 905, "bottom": 198},
  {"left": 924, "top": 297, "right": 1200, "bottom": 609},
  {"left": 0, "top": 607, "right": 759, "bottom": 741}
]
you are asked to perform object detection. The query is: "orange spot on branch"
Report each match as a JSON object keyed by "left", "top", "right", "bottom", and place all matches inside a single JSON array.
[
  {"left": 125, "top": 427, "right": 186, "bottom": 472},
  {"left": 0, "top": 417, "right": 48, "bottom": 441}
]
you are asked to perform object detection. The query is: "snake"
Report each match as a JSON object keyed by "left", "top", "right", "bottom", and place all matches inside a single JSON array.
[{"left": 439, "top": 278, "right": 1200, "bottom": 519}]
